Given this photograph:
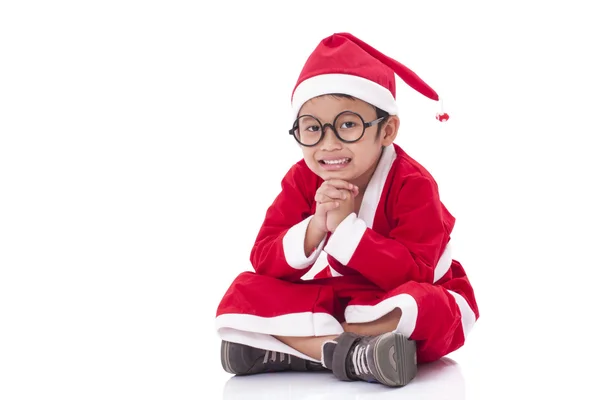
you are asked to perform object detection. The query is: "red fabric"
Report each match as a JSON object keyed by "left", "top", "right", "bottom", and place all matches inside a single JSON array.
[
  {"left": 292, "top": 32, "right": 439, "bottom": 101},
  {"left": 248, "top": 159, "right": 321, "bottom": 281},
  {"left": 343, "top": 168, "right": 454, "bottom": 291}
]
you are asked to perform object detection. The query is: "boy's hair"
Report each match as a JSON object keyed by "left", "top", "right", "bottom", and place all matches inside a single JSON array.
[{"left": 328, "top": 93, "right": 390, "bottom": 137}]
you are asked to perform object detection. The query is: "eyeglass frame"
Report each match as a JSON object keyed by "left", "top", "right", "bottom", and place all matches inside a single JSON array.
[{"left": 288, "top": 111, "right": 386, "bottom": 147}]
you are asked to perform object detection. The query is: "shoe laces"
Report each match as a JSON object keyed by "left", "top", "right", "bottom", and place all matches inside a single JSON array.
[
  {"left": 263, "top": 350, "right": 291, "bottom": 364},
  {"left": 350, "top": 343, "right": 372, "bottom": 377}
]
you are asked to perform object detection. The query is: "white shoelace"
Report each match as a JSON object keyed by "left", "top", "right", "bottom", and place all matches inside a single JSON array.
[
  {"left": 263, "top": 350, "right": 291, "bottom": 364},
  {"left": 351, "top": 344, "right": 371, "bottom": 376}
]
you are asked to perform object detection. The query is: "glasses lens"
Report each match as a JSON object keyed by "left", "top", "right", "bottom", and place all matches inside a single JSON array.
[
  {"left": 294, "top": 116, "right": 322, "bottom": 146},
  {"left": 335, "top": 112, "right": 364, "bottom": 142}
]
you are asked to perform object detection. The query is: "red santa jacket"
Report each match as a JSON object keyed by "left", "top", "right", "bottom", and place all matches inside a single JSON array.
[{"left": 249, "top": 143, "right": 457, "bottom": 291}]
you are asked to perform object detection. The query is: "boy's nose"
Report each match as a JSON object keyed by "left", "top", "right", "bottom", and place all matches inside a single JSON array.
[{"left": 320, "top": 125, "right": 342, "bottom": 150}]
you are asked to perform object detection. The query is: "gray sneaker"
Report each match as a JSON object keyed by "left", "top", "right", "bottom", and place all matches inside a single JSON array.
[
  {"left": 221, "top": 341, "right": 326, "bottom": 375},
  {"left": 322, "top": 332, "right": 417, "bottom": 387}
]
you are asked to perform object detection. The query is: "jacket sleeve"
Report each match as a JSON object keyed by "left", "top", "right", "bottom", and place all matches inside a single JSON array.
[
  {"left": 323, "top": 175, "right": 453, "bottom": 291},
  {"left": 249, "top": 163, "right": 325, "bottom": 281}
]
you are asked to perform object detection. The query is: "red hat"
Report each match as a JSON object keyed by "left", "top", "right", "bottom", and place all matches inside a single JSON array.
[{"left": 291, "top": 32, "right": 449, "bottom": 122}]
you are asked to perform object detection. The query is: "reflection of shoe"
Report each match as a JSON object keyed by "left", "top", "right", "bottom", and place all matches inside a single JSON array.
[
  {"left": 223, "top": 357, "right": 464, "bottom": 400},
  {"left": 322, "top": 332, "right": 417, "bottom": 387},
  {"left": 221, "top": 341, "right": 326, "bottom": 375},
  {"left": 222, "top": 371, "right": 338, "bottom": 400}
]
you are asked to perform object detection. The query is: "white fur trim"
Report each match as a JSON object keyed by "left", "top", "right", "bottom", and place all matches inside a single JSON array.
[
  {"left": 433, "top": 242, "right": 453, "bottom": 283},
  {"left": 344, "top": 293, "right": 419, "bottom": 337},
  {"left": 358, "top": 144, "right": 396, "bottom": 228},
  {"left": 291, "top": 73, "right": 398, "bottom": 118},
  {"left": 324, "top": 213, "right": 367, "bottom": 265},
  {"left": 215, "top": 312, "right": 343, "bottom": 337},
  {"left": 282, "top": 215, "right": 325, "bottom": 269},
  {"left": 446, "top": 290, "right": 477, "bottom": 338}
]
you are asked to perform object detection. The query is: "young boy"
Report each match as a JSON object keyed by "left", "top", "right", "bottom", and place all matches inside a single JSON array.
[{"left": 215, "top": 32, "right": 479, "bottom": 387}]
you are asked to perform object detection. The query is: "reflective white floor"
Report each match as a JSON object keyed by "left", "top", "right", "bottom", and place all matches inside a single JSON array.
[{"left": 222, "top": 357, "right": 464, "bottom": 400}]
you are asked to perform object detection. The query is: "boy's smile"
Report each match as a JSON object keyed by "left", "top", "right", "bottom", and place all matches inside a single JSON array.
[
  {"left": 296, "top": 94, "right": 398, "bottom": 190},
  {"left": 318, "top": 156, "right": 352, "bottom": 170}
]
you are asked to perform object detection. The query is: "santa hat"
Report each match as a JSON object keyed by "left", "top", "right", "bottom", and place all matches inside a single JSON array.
[{"left": 291, "top": 32, "right": 449, "bottom": 122}]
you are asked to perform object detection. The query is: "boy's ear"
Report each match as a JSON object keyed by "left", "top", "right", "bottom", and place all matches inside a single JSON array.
[{"left": 381, "top": 115, "right": 400, "bottom": 145}]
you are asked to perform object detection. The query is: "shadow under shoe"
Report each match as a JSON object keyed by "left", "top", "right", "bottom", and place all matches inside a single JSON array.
[
  {"left": 322, "top": 332, "right": 417, "bottom": 387},
  {"left": 221, "top": 341, "right": 326, "bottom": 375}
]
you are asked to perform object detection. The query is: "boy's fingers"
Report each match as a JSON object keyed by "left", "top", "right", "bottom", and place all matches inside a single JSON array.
[
  {"left": 317, "top": 187, "right": 350, "bottom": 200},
  {"left": 315, "top": 199, "right": 339, "bottom": 217},
  {"left": 323, "top": 179, "right": 355, "bottom": 190},
  {"left": 315, "top": 193, "right": 336, "bottom": 203},
  {"left": 321, "top": 201, "right": 339, "bottom": 211}
]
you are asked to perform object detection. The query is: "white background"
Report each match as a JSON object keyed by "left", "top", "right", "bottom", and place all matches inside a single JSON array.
[{"left": 1, "top": 1, "right": 599, "bottom": 399}]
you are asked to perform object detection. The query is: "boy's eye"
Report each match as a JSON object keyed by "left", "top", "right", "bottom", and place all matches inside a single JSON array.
[
  {"left": 340, "top": 122, "right": 356, "bottom": 129},
  {"left": 306, "top": 125, "right": 321, "bottom": 132}
]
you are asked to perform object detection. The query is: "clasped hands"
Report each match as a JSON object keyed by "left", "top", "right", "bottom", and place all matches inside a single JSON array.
[{"left": 313, "top": 179, "right": 359, "bottom": 234}]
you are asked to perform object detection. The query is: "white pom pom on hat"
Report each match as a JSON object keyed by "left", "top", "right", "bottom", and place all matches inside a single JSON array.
[{"left": 291, "top": 32, "right": 449, "bottom": 122}]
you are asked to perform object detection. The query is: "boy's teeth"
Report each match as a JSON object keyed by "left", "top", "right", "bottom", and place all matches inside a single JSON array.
[{"left": 323, "top": 158, "right": 350, "bottom": 165}]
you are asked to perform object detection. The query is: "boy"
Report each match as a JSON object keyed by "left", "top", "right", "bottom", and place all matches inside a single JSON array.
[{"left": 215, "top": 32, "right": 479, "bottom": 387}]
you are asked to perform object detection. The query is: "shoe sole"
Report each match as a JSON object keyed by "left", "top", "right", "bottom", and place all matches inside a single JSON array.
[
  {"left": 371, "top": 332, "right": 417, "bottom": 387},
  {"left": 221, "top": 341, "right": 235, "bottom": 374}
]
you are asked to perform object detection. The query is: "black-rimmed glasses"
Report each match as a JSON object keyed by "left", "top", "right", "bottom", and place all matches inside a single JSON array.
[{"left": 289, "top": 111, "right": 385, "bottom": 147}]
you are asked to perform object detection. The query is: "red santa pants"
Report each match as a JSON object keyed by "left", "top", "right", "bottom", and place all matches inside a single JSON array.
[{"left": 215, "top": 264, "right": 477, "bottom": 363}]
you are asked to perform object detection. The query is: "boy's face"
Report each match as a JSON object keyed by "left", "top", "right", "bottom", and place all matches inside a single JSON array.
[{"left": 296, "top": 95, "right": 398, "bottom": 186}]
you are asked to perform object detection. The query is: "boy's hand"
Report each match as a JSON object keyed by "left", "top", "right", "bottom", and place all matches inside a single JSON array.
[
  {"left": 315, "top": 179, "right": 358, "bottom": 205},
  {"left": 325, "top": 188, "right": 355, "bottom": 232},
  {"left": 310, "top": 200, "right": 339, "bottom": 235},
  {"left": 315, "top": 179, "right": 358, "bottom": 233},
  {"left": 311, "top": 179, "right": 358, "bottom": 234},
  {"left": 304, "top": 180, "right": 358, "bottom": 256}
]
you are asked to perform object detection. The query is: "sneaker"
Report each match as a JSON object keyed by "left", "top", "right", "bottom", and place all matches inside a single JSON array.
[
  {"left": 221, "top": 340, "right": 326, "bottom": 375},
  {"left": 322, "top": 332, "right": 417, "bottom": 387}
]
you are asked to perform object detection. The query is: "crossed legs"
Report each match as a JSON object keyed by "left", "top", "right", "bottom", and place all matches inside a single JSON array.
[{"left": 274, "top": 308, "right": 402, "bottom": 360}]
